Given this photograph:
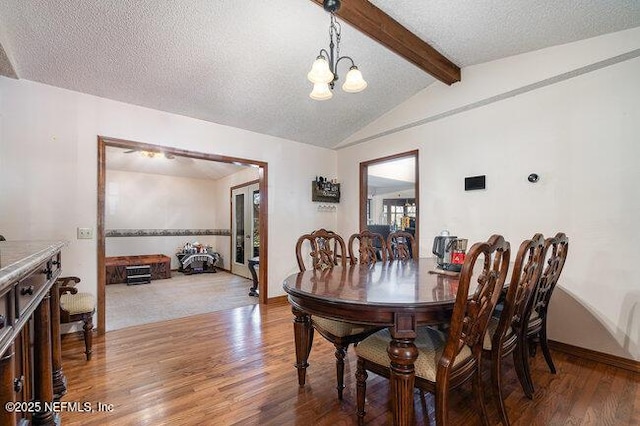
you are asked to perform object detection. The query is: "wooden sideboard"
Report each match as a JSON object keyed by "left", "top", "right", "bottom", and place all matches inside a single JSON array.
[
  {"left": 105, "top": 254, "right": 171, "bottom": 285},
  {"left": 0, "top": 241, "right": 67, "bottom": 426}
]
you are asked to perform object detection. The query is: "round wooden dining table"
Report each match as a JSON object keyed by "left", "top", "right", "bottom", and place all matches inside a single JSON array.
[{"left": 282, "top": 258, "right": 462, "bottom": 426}]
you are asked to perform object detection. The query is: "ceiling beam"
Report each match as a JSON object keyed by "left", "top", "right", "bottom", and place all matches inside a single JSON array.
[
  {"left": 0, "top": 41, "right": 18, "bottom": 79},
  {"left": 311, "top": 0, "right": 460, "bottom": 85}
]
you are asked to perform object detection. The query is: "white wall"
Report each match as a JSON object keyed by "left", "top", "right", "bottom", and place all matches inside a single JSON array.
[
  {"left": 106, "top": 170, "right": 218, "bottom": 229},
  {"left": 337, "top": 27, "right": 640, "bottom": 361},
  {"left": 0, "top": 78, "right": 337, "bottom": 308},
  {"left": 105, "top": 169, "right": 223, "bottom": 269}
]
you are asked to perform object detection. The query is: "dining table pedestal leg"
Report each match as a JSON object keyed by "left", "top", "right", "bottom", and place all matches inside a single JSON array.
[
  {"left": 292, "top": 307, "right": 314, "bottom": 387},
  {"left": 388, "top": 335, "right": 419, "bottom": 426}
]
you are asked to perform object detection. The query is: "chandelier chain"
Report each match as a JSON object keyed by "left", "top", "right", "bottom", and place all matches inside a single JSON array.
[{"left": 330, "top": 13, "right": 341, "bottom": 63}]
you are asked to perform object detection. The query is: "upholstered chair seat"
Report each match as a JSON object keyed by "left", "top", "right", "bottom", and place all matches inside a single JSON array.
[
  {"left": 60, "top": 292, "right": 96, "bottom": 316},
  {"left": 482, "top": 316, "right": 518, "bottom": 352},
  {"left": 356, "top": 327, "right": 472, "bottom": 382},
  {"left": 57, "top": 276, "right": 96, "bottom": 361},
  {"left": 312, "top": 317, "right": 373, "bottom": 338}
]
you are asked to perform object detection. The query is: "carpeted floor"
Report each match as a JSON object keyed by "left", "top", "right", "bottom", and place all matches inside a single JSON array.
[{"left": 105, "top": 270, "right": 258, "bottom": 331}]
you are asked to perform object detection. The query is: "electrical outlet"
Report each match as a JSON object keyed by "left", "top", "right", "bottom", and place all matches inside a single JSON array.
[{"left": 77, "top": 227, "right": 93, "bottom": 239}]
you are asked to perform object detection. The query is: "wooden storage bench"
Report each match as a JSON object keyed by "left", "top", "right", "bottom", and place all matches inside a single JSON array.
[{"left": 105, "top": 254, "right": 171, "bottom": 284}]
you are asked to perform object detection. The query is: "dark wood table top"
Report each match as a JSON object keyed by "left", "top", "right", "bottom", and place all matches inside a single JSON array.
[{"left": 283, "top": 257, "right": 461, "bottom": 326}]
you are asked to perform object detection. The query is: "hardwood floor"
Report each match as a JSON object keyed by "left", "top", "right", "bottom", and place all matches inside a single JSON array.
[{"left": 60, "top": 303, "right": 640, "bottom": 425}]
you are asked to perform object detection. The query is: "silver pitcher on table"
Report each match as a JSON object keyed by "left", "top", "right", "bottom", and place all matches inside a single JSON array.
[{"left": 432, "top": 230, "right": 467, "bottom": 272}]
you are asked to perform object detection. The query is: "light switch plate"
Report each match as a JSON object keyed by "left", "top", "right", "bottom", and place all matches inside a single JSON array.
[{"left": 77, "top": 227, "right": 93, "bottom": 239}]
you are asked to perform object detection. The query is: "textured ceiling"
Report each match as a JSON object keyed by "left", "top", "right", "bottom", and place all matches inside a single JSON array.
[{"left": 0, "top": 1, "right": 639, "bottom": 149}]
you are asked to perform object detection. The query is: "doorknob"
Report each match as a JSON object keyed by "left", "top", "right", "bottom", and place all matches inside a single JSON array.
[{"left": 245, "top": 235, "right": 251, "bottom": 239}]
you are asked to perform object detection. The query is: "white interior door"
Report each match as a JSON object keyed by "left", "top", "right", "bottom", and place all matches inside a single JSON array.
[{"left": 231, "top": 182, "right": 259, "bottom": 278}]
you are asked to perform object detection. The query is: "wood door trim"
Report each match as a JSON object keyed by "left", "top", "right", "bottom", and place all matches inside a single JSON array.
[
  {"left": 359, "top": 150, "right": 419, "bottom": 254},
  {"left": 230, "top": 179, "right": 260, "bottom": 191},
  {"left": 229, "top": 180, "right": 260, "bottom": 279},
  {"left": 97, "top": 136, "right": 269, "bottom": 334}
]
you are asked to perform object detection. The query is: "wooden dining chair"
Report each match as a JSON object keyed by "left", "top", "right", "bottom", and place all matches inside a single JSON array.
[
  {"left": 482, "top": 234, "right": 547, "bottom": 425},
  {"left": 348, "top": 230, "right": 388, "bottom": 264},
  {"left": 295, "top": 229, "right": 379, "bottom": 400},
  {"left": 518, "top": 232, "right": 569, "bottom": 398},
  {"left": 57, "top": 276, "right": 96, "bottom": 361},
  {"left": 355, "top": 235, "right": 510, "bottom": 425},
  {"left": 386, "top": 230, "right": 417, "bottom": 260}
]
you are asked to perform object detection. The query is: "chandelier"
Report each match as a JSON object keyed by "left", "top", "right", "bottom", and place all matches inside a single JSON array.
[{"left": 307, "top": 0, "right": 367, "bottom": 100}]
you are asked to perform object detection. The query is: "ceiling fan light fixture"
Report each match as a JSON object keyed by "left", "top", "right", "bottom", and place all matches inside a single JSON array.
[
  {"left": 309, "top": 82, "right": 333, "bottom": 100},
  {"left": 307, "top": 56, "right": 334, "bottom": 84},
  {"left": 342, "top": 66, "right": 367, "bottom": 93},
  {"left": 140, "top": 150, "right": 157, "bottom": 158},
  {"left": 138, "top": 150, "right": 173, "bottom": 159}
]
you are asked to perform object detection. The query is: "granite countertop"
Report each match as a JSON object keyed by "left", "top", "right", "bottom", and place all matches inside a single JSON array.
[{"left": 0, "top": 240, "right": 67, "bottom": 289}]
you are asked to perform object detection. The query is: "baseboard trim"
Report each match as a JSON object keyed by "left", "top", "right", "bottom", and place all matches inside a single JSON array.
[
  {"left": 267, "top": 295, "right": 289, "bottom": 306},
  {"left": 548, "top": 340, "right": 640, "bottom": 373}
]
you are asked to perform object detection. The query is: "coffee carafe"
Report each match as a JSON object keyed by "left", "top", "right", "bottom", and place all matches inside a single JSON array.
[{"left": 432, "top": 230, "right": 467, "bottom": 272}]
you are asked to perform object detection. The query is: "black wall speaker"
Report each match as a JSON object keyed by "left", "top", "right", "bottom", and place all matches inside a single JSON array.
[{"left": 465, "top": 175, "right": 486, "bottom": 191}]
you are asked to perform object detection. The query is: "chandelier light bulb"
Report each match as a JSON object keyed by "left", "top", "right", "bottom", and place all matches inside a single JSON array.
[
  {"left": 342, "top": 66, "right": 367, "bottom": 93},
  {"left": 309, "top": 82, "right": 333, "bottom": 100},
  {"left": 307, "top": 56, "right": 334, "bottom": 84}
]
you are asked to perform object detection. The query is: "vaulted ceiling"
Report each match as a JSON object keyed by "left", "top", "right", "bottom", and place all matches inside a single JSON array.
[{"left": 1, "top": 1, "right": 639, "bottom": 149}]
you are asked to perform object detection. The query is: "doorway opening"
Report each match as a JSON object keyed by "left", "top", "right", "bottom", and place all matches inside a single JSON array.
[
  {"left": 359, "top": 150, "right": 419, "bottom": 253},
  {"left": 230, "top": 180, "right": 260, "bottom": 279},
  {"left": 97, "top": 136, "right": 269, "bottom": 335}
]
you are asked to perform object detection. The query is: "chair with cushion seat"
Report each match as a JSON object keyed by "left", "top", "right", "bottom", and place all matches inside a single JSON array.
[
  {"left": 295, "top": 229, "right": 379, "bottom": 400},
  {"left": 355, "top": 235, "right": 510, "bottom": 425},
  {"left": 348, "top": 230, "right": 388, "bottom": 264},
  {"left": 386, "top": 230, "right": 417, "bottom": 260},
  {"left": 482, "top": 234, "right": 547, "bottom": 425},
  {"left": 57, "top": 276, "right": 96, "bottom": 361},
  {"left": 519, "top": 232, "right": 569, "bottom": 397}
]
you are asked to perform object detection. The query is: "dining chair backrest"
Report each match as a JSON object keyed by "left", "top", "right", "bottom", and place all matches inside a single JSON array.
[
  {"left": 386, "top": 231, "right": 417, "bottom": 260},
  {"left": 441, "top": 235, "right": 510, "bottom": 374},
  {"left": 295, "top": 229, "right": 347, "bottom": 272},
  {"left": 348, "top": 230, "right": 388, "bottom": 265},
  {"left": 493, "top": 233, "right": 547, "bottom": 351},
  {"left": 527, "top": 232, "right": 569, "bottom": 326}
]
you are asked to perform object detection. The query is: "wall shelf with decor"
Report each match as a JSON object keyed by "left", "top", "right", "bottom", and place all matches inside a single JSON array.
[{"left": 312, "top": 177, "right": 340, "bottom": 203}]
